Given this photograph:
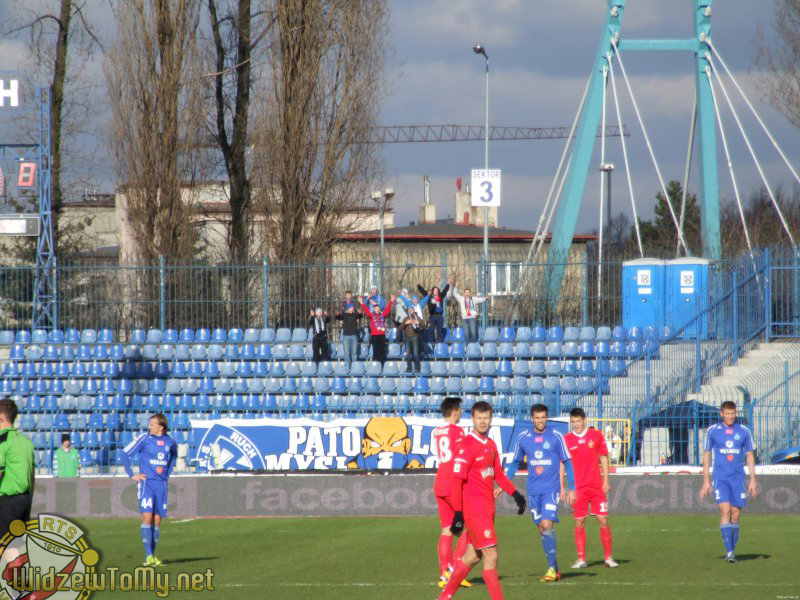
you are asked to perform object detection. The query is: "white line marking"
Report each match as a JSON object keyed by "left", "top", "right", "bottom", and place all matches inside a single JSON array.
[{"left": 171, "top": 518, "right": 196, "bottom": 524}]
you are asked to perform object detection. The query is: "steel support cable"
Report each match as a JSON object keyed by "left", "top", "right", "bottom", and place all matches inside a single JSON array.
[
  {"left": 705, "top": 67, "right": 758, "bottom": 273},
  {"left": 678, "top": 88, "right": 697, "bottom": 257},
  {"left": 608, "top": 57, "right": 644, "bottom": 257},
  {"left": 504, "top": 77, "right": 590, "bottom": 323},
  {"left": 611, "top": 38, "right": 689, "bottom": 255},
  {"left": 707, "top": 52, "right": 798, "bottom": 248},
  {"left": 598, "top": 63, "right": 609, "bottom": 305},
  {"left": 707, "top": 41, "right": 800, "bottom": 189}
]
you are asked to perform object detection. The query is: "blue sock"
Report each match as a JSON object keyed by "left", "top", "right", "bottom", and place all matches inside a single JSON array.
[
  {"left": 152, "top": 526, "right": 160, "bottom": 555},
  {"left": 720, "top": 525, "right": 733, "bottom": 553},
  {"left": 730, "top": 524, "right": 739, "bottom": 552},
  {"left": 141, "top": 525, "right": 153, "bottom": 559},
  {"left": 541, "top": 529, "right": 558, "bottom": 571}
]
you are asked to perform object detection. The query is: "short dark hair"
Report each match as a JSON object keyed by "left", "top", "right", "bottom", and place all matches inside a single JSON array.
[
  {"left": 531, "top": 403, "right": 548, "bottom": 416},
  {"left": 150, "top": 413, "right": 169, "bottom": 433},
  {"left": 441, "top": 397, "right": 462, "bottom": 417},
  {"left": 720, "top": 401, "right": 737, "bottom": 411},
  {"left": 345, "top": 290, "right": 352, "bottom": 295},
  {"left": 570, "top": 407, "right": 586, "bottom": 419},
  {"left": 61, "top": 433, "right": 71, "bottom": 443},
  {"left": 0, "top": 399, "right": 18, "bottom": 425},
  {"left": 471, "top": 400, "right": 493, "bottom": 415}
]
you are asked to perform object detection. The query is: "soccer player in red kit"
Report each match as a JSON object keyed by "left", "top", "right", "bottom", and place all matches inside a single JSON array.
[
  {"left": 438, "top": 401, "right": 527, "bottom": 600},
  {"left": 563, "top": 408, "right": 618, "bottom": 568},
  {"left": 432, "top": 397, "right": 471, "bottom": 588}
]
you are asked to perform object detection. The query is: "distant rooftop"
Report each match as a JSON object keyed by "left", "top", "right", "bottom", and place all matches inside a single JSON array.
[{"left": 342, "top": 220, "right": 595, "bottom": 242}]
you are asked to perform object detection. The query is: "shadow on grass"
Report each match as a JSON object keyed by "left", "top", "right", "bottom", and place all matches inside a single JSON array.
[
  {"left": 162, "top": 557, "right": 220, "bottom": 565},
  {"left": 724, "top": 553, "right": 771, "bottom": 562},
  {"left": 588, "top": 559, "right": 631, "bottom": 568}
]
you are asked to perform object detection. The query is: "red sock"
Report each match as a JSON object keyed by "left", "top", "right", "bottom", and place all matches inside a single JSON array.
[
  {"left": 439, "top": 559, "right": 470, "bottom": 599},
  {"left": 575, "top": 526, "right": 587, "bottom": 560},
  {"left": 438, "top": 535, "right": 453, "bottom": 576},
  {"left": 599, "top": 525, "right": 613, "bottom": 560},
  {"left": 482, "top": 568, "right": 503, "bottom": 599},
  {"left": 452, "top": 532, "right": 469, "bottom": 566}
]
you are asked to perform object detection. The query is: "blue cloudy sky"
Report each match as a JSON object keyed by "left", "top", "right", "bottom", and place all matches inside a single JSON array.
[
  {"left": 382, "top": 0, "right": 800, "bottom": 236},
  {"left": 0, "top": 0, "right": 797, "bottom": 239}
]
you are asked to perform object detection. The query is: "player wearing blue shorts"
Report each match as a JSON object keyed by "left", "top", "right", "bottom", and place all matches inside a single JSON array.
[
  {"left": 699, "top": 401, "right": 758, "bottom": 563},
  {"left": 121, "top": 413, "right": 178, "bottom": 567},
  {"left": 504, "top": 404, "right": 576, "bottom": 582}
]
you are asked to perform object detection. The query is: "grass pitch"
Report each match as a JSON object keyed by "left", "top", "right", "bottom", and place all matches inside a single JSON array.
[{"left": 80, "top": 514, "right": 798, "bottom": 599}]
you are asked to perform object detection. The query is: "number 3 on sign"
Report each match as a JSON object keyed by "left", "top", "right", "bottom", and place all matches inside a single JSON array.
[{"left": 470, "top": 169, "right": 501, "bottom": 207}]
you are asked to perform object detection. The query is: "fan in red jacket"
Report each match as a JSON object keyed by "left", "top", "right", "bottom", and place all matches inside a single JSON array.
[
  {"left": 359, "top": 293, "right": 394, "bottom": 365},
  {"left": 438, "top": 400, "right": 527, "bottom": 600}
]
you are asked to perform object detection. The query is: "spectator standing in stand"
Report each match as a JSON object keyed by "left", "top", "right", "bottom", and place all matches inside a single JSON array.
[
  {"left": 450, "top": 283, "right": 487, "bottom": 345},
  {"left": 335, "top": 302, "right": 363, "bottom": 368},
  {"left": 366, "top": 286, "right": 386, "bottom": 310},
  {"left": 418, "top": 282, "right": 450, "bottom": 345},
  {"left": 360, "top": 294, "right": 395, "bottom": 365},
  {"left": 308, "top": 308, "right": 331, "bottom": 363},
  {"left": 401, "top": 310, "right": 426, "bottom": 373}
]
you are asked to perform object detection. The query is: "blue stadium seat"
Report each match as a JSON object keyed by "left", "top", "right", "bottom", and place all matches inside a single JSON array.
[
  {"left": 363, "top": 377, "right": 379, "bottom": 394},
  {"left": 146, "top": 329, "right": 162, "bottom": 344},
  {"left": 212, "top": 328, "right": 227, "bottom": 343},
  {"left": 236, "top": 361, "right": 253, "bottom": 378},
  {"left": 383, "top": 361, "right": 399, "bottom": 376},
  {"left": 178, "top": 328, "right": 195, "bottom": 343},
  {"left": 348, "top": 377, "right": 363, "bottom": 394},
  {"left": 31, "top": 329, "right": 48, "bottom": 345},
  {"left": 561, "top": 377, "right": 578, "bottom": 395},
  {"left": 9, "top": 345, "right": 24, "bottom": 360},
  {"left": 42, "top": 345, "right": 59, "bottom": 361},
  {"left": 433, "top": 343, "right": 448, "bottom": 359},
  {"left": 545, "top": 360, "right": 561, "bottom": 376},
  {"left": 482, "top": 343, "right": 498, "bottom": 359},
  {"left": 0, "top": 331, "right": 14, "bottom": 345},
  {"left": 629, "top": 326, "right": 644, "bottom": 343},
  {"left": 317, "top": 361, "right": 333, "bottom": 377},
  {"left": 224, "top": 344, "right": 240, "bottom": 360},
  {"left": 331, "top": 376, "right": 347, "bottom": 394},
  {"left": 611, "top": 341, "right": 626, "bottom": 358},
  {"left": 481, "top": 327, "right": 499, "bottom": 342},
  {"left": 253, "top": 343, "right": 270, "bottom": 360},
  {"left": 430, "top": 376, "right": 446, "bottom": 394},
  {"left": 511, "top": 360, "right": 530, "bottom": 376},
  {"left": 497, "top": 360, "right": 513, "bottom": 378},
  {"left": 612, "top": 326, "right": 627, "bottom": 342},
  {"left": 2, "top": 363, "right": 18, "bottom": 378},
  {"left": 578, "top": 341, "right": 595, "bottom": 358},
  {"left": 449, "top": 343, "right": 465, "bottom": 359},
  {"left": 228, "top": 328, "right": 244, "bottom": 343},
  {"left": 497, "top": 343, "right": 513, "bottom": 359},
  {"left": 25, "top": 345, "right": 43, "bottom": 361},
  {"left": 562, "top": 341, "right": 579, "bottom": 357},
  {"left": 387, "top": 344, "right": 402, "bottom": 359},
  {"left": 462, "top": 377, "right": 479, "bottom": 393},
  {"left": 545, "top": 342, "right": 562, "bottom": 358},
  {"left": 162, "top": 329, "right": 178, "bottom": 344},
  {"left": 255, "top": 327, "right": 274, "bottom": 343},
  {"left": 466, "top": 343, "right": 481, "bottom": 359},
  {"left": 413, "top": 376, "right": 429, "bottom": 393},
  {"left": 445, "top": 377, "right": 461, "bottom": 394},
  {"left": 480, "top": 361, "right": 497, "bottom": 377},
  {"left": 478, "top": 376, "right": 494, "bottom": 393},
  {"left": 512, "top": 376, "right": 528, "bottom": 392},
  {"left": 284, "top": 361, "right": 301, "bottom": 377},
  {"left": 241, "top": 344, "right": 256, "bottom": 360},
  {"left": 190, "top": 328, "right": 208, "bottom": 343},
  {"left": 15, "top": 330, "right": 31, "bottom": 345},
  {"left": 379, "top": 378, "right": 396, "bottom": 394},
  {"left": 464, "top": 361, "right": 481, "bottom": 377},
  {"left": 562, "top": 360, "right": 578, "bottom": 376},
  {"left": 447, "top": 327, "right": 465, "bottom": 343},
  {"left": 564, "top": 327, "right": 580, "bottom": 342},
  {"left": 274, "top": 328, "right": 290, "bottom": 343},
  {"left": 596, "top": 326, "right": 612, "bottom": 341},
  {"left": 291, "top": 328, "right": 307, "bottom": 343},
  {"left": 530, "top": 342, "right": 546, "bottom": 358},
  {"left": 579, "top": 326, "right": 596, "bottom": 342},
  {"left": 174, "top": 344, "right": 190, "bottom": 361},
  {"left": 579, "top": 360, "right": 595, "bottom": 377},
  {"left": 366, "top": 361, "right": 382, "bottom": 376},
  {"left": 547, "top": 326, "right": 563, "bottom": 342},
  {"left": 628, "top": 341, "right": 644, "bottom": 357},
  {"left": 431, "top": 361, "right": 448, "bottom": 376},
  {"left": 595, "top": 341, "right": 610, "bottom": 357},
  {"left": 499, "top": 326, "right": 516, "bottom": 343},
  {"left": 529, "top": 376, "right": 544, "bottom": 392},
  {"left": 543, "top": 376, "right": 560, "bottom": 393}
]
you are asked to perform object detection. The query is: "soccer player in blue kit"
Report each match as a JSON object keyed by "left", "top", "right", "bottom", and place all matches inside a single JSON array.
[
  {"left": 699, "top": 401, "right": 758, "bottom": 563},
  {"left": 502, "top": 403, "right": 576, "bottom": 582},
  {"left": 121, "top": 413, "right": 178, "bottom": 566}
]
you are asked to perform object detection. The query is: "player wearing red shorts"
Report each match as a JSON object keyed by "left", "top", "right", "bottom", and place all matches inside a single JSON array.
[
  {"left": 563, "top": 408, "right": 618, "bottom": 568},
  {"left": 438, "top": 401, "right": 526, "bottom": 600},
  {"left": 431, "top": 397, "right": 471, "bottom": 588}
]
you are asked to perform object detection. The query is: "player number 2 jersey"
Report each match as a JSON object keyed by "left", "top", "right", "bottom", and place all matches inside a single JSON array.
[
  {"left": 432, "top": 423, "right": 465, "bottom": 497},
  {"left": 453, "top": 432, "right": 515, "bottom": 517},
  {"left": 704, "top": 422, "right": 754, "bottom": 483},
  {"left": 564, "top": 428, "right": 608, "bottom": 489},
  {"left": 511, "top": 427, "right": 570, "bottom": 497}
]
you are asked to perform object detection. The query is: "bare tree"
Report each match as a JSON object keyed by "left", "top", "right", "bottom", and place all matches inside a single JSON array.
[
  {"left": 3, "top": 0, "right": 103, "bottom": 249},
  {"left": 255, "top": 0, "right": 389, "bottom": 262},
  {"left": 105, "top": 0, "right": 204, "bottom": 263},
  {"left": 758, "top": 0, "right": 800, "bottom": 128}
]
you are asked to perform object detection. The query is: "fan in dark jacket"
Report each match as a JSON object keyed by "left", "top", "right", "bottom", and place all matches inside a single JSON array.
[
  {"left": 335, "top": 304, "right": 363, "bottom": 368},
  {"left": 417, "top": 282, "right": 450, "bottom": 344},
  {"left": 308, "top": 308, "right": 331, "bottom": 364}
]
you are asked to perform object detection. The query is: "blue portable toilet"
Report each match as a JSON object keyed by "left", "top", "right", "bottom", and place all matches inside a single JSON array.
[
  {"left": 665, "top": 257, "right": 711, "bottom": 339},
  {"left": 622, "top": 259, "right": 665, "bottom": 331}
]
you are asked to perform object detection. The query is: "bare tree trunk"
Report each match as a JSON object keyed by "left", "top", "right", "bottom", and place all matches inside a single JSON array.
[{"left": 49, "top": 0, "right": 72, "bottom": 243}]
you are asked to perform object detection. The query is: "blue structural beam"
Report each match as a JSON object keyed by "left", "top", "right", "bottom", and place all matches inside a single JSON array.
[
  {"left": 547, "top": 0, "right": 721, "bottom": 304},
  {"left": 694, "top": 1, "right": 720, "bottom": 261}
]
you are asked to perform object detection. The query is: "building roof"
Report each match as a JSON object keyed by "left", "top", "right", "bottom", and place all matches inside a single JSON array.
[{"left": 340, "top": 221, "right": 595, "bottom": 243}]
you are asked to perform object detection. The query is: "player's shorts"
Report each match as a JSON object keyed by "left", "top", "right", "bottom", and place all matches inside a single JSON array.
[
  {"left": 529, "top": 492, "right": 560, "bottom": 524},
  {"left": 436, "top": 495, "right": 456, "bottom": 528},
  {"left": 713, "top": 479, "right": 746, "bottom": 508},
  {"left": 465, "top": 514, "right": 497, "bottom": 550},
  {"left": 0, "top": 493, "right": 31, "bottom": 537},
  {"left": 138, "top": 479, "right": 169, "bottom": 517},
  {"left": 573, "top": 487, "right": 608, "bottom": 520}
]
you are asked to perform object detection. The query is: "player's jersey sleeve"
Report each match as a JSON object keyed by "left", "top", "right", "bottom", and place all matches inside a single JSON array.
[
  {"left": 512, "top": 432, "right": 527, "bottom": 464},
  {"left": 120, "top": 433, "right": 148, "bottom": 478},
  {"left": 452, "top": 441, "right": 473, "bottom": 482},
  {"left": 167, "top": 437, "right": 178, "bottom": 477},
  {"left": 492, "top": 441, "right": 517, "bottom": 496},
  {"left": 703, "top": 425, "right": 716, "bottom": 452},
  {"left": 554, "top": 430, "right": 571, "bottom": 462},
  {"left": 595, "top": 430, "right": 609, "bottom": 456},
  {"left": 741, "top": 426, "right": 754, "bottom": 453}
]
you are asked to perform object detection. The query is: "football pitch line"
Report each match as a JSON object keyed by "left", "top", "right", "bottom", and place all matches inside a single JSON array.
[{"left": 225, "top": 581, "right": 799, "bottom": 588}]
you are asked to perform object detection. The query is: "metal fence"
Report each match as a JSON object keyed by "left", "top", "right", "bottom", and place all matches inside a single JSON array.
[{"left": 4, "top": 247, "right": 793, "bottom": 338}]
